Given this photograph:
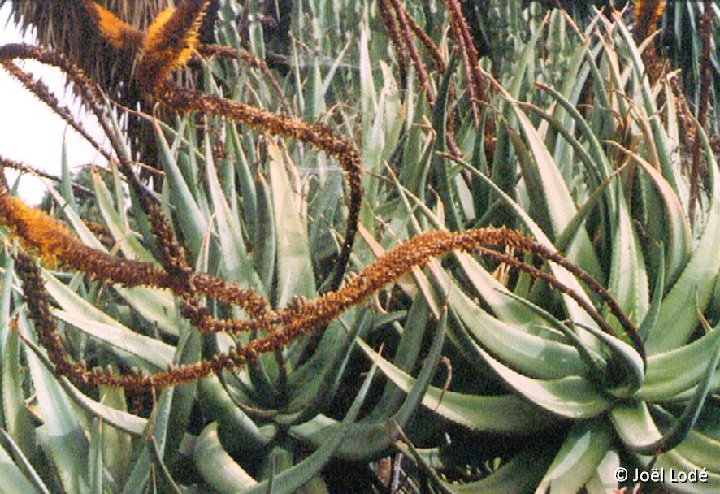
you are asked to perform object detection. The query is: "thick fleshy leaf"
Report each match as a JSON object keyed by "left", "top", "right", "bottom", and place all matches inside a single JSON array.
[
  {"left": 605, "top": 142, "right": 691, "bottom": 290},
  {"left": 44, "top": 190, "right": 180, "bottom": 337},
  {"left": 431, "top": 55, "right": 462, "bottom": 231},
  {"left": 19, "top": 333, "right": 146, "bottom": 436},
  {"left": 445, "top": 445, "right": 555, "bottom": 493},
  {"left": 20, "top": 314, "right": 90, "bottom": 494},
  {"left": 293, "top": 305, "right": 448, "bottom": 461},
  {"left": 357, "top": 339, "right": 554, "bottom": 434},
  {"left": 640, "top": 330, "right": 720, "bottom": 453},
  {"left": 0, "top": 437, "right": 42, "bottom": 494},
  {"left": 639, "top": 323, "right": 720, "bottom": 400},
  {"left": 614, "top": 17, "right": 680, "bottom": 192},
  {"left": 45, "top": 271, "right": 172, "bottom": 361},
  {"left": 242, "top": 364, "right": 376, "bottom": 494},
  {"left": 652, "top": 450, "right": 720, "bottom": 492},
  {"left": 1, "top": 321, "right": 36, "bottom": 459},
  {"left": 193, "top": 422, "right": 257, "bottom": 492},
  {"left": 91, "top": 169, "right": 153, "bottom": 262},
  {"left": 611, "top": 336, "right": 719, "bottom": 458},
  {"left": 672, "top": 429, "right": 720, "bottom": 474},
  {"left": 607, "top": 188, "right": 649, "bottom": 328},
  {"left": 478, "top": 343, "right": 610, "bottom": 418},
  {"left": 88, "top": 418, "right": 103, "bottom": 494},
  {"left": 154, "top": 119, "right": 208, "bottom": 259},
  {"left": 199, "top": 375, "right": 275, "bottom": 453},
  {"left": 449, "top": 277, "right": 585, "bottom": 379},
  {"left": 537, "top": 420, "right": 612, "bottom": 493},
  {"left": 252, "top": 172, "right": 275, "bottom": 294},
  {"left": 445, "top": 154, "right": 605, "bottom": 345},
  {"left": 0, "top": 427, "right": 50, "bottom": 493},
  {"left": 268, "top": 141, "right": 316, "bottom": 305},
  {"left": 1, "top": 259, "right": 36, "bottom": 458},
  {"left": 646, "top": 125, "right": 720, "bottom": 352},
  {"left": 363, "top": 288, "right": 437, "bottom": 420},
  {"left": 53, "top": 308, "right": 173, "bottom": 370},
  {"left": 160, "top": 323, "right": 202, "bottom": 467},
  {"left": 278, "top": 316, "right": 365, "bottom": 425},
  {"left": 502, "top": 89, "right": 600, "bottom": 278},
  {"left": 611, "top": 402, "right": 663, "bottom": 452},
  {"left": 204, "top": 134, "right": 258, "bottom": 287}
]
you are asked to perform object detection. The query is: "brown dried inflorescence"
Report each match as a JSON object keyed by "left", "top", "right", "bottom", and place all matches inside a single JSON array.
[
  {"left": 688, "top": 0, "right": 713, "bottom": 224},
  {"left": 0, "top": 190, "right": 176, "bottom": 289},
  {"left": 631, "top": 0, "right": 711, "bottom": 223},
  {"left": 10, "top": 216, "right": 643, "bottom": 391},
  {"left": 0, "top": 156, "right": 93, "bottom": 198},
  {"left": 198, "top": 43, "right": 293, "bottom": 115},
  {"left": 444, "top": 0, "right": 483, "bottom": 126},
  {"left": 156, "top": 83, "right": 363, "bottom": 291},
  {"left": 378, "top": 0, "right": 409, "bottom": 83},
  {"left": 378, "top": 0, "right": 474, "bottom": 156},
  {"left": 385, "top": 0, "right": 435, "bottom": 104},
  {"left": 0, "top": 1, "right": 642, "bottom": 392}
]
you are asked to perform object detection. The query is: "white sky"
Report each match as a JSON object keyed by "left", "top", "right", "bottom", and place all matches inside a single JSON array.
[{"left": 0, "top": 3, "right": 108, "bottom": 204}]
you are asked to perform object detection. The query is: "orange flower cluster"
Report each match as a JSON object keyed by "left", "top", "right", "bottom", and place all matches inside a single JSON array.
[
  {"left": 82, "top": 0, "right": 144, "bottom": 51},
  {"left": 634, "top": 0, "right": 666, "bottom": 43},
  {"left": 136, "top": 0, "right": 210, "bottom": 93},
  {"left": 0, "top": 188, "right": 176, "bottom": 289}
]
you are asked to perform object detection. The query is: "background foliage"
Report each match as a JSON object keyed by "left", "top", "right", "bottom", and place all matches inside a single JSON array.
[{"left": 0, "top": 0, "right": 719, "bottom": 493}]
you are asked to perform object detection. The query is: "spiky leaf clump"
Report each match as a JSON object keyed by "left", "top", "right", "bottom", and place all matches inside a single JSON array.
[{"left": 0, "top": 1, "right": 719, "bottom": 493}]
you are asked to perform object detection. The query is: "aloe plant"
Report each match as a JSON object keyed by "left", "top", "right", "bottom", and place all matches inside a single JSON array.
[{"left": 0, "top": 1, "right": 718, "bottom": 493}]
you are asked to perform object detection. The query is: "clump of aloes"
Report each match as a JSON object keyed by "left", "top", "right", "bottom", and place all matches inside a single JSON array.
[
  {"left": 0, "top": 1, "right": 718, "bottom": 493},
  {"left": 355, "top": 6, "right": 720, "bottom": 492}
]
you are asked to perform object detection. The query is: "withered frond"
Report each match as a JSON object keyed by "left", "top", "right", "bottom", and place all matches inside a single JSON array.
[
  {"left": 83, "top": 0, "right": 143, "bottom": 50},
  {"left": 137, "top": 0, "right": 211, "bottom": 92}
]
